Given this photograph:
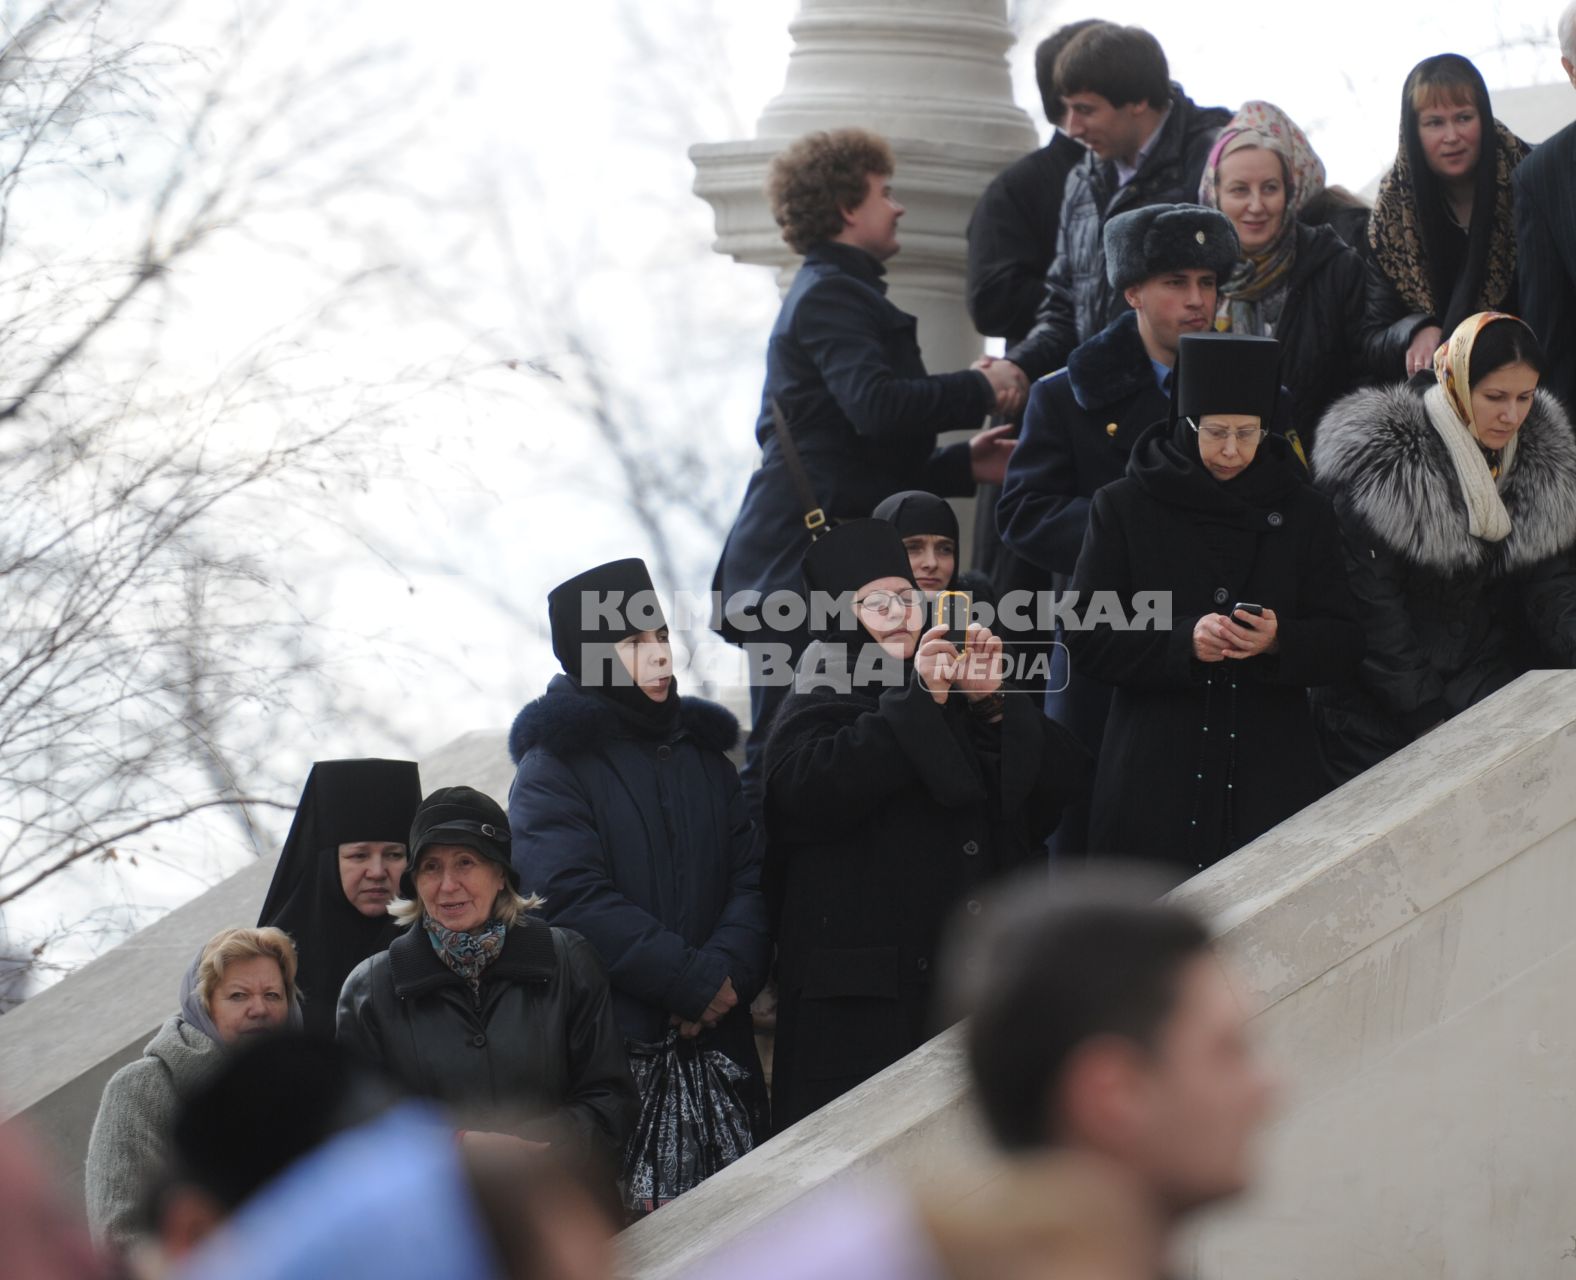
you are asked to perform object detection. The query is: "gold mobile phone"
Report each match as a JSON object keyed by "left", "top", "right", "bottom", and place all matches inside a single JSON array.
[{"left": 937, "top": 589, "right": 972, "bottom": 654}]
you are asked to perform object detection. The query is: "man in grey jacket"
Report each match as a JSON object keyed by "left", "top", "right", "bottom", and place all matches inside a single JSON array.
[{"left": 995, "top": 25, "right": 1228, "bottom": 383}]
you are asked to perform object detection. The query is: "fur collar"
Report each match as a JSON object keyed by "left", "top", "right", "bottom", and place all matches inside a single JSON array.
[
  {"left": 1313, "top": 384, "right": 1576, "bottom": 575},
  {"left": 1065, "top": 311, "right": 1158, "bottom": 413},
  {"left": 509, "top": 673, "right": 740, "bottom": 764}
]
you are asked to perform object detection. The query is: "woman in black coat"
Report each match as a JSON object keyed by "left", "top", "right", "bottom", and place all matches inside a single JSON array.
[
  {"left": 1198, "top": 101, "right": 1368, "bottom": 453},
  {"left": 508, "top": 557, "right": 770, "bottom": 1145},
  {"left": 1311, "top": 313, "right": 1576, "bottom": 782},
  {"left": 1067, "top": 334, "right": 1364, "bottom": 881},
  {"left": 337, "top": 786, "right": 637, "bottom": 1165},
  {"left": 763, "top": 519, "right": 1088, "bottom": 1130},
  {"left": 1363, "top": 55, "right": 1530, "bottom": 379},
  {"left": 257, "top": 758, "right": 422, "bottom": 1038}
]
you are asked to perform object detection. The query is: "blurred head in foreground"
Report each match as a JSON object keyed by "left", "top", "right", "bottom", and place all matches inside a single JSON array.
[
  {"left": 953, "top": 869, "right": 1275, "bottom": 1222},
  {"left": 172, "top": 1100, "right": 616, "bottom": 1280},
  {"left": 152, "top": 1033, "right": 395, "bottom": 1264},
  {"left": 0, "top": 1120, "right": 105, "bottom": 1280}
]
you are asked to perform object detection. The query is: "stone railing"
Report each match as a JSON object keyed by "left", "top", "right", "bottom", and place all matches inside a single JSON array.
[{"left": 616, "top": 669, "right": 1576, "bottom": 1279}]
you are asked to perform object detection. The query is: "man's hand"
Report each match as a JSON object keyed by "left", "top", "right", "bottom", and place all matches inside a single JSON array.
[
  {"left": 968, "top": 423, "right": 1017, "bottom": 486},
  {"left": 1406, "top": 325, "right": 1443, "bottom": 377},
  {"left": 974, "top": 355, "right": 1029, "bottom": 419}
]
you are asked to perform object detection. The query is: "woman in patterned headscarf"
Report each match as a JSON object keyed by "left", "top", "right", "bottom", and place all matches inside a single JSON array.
[
  {"left": 1362, "top": 54, "right": 1530, "bottom": 379},
  {"left": 1199, "top": 101, "right": 1368, "bottom": 452},
  {"left": 1312, "top": 313, "right": 1576, "bottom": 782}
]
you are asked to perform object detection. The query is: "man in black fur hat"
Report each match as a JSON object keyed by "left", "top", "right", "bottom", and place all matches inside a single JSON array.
[{"left": 996, "top": 204, "right": 1296, "bottom": 857}]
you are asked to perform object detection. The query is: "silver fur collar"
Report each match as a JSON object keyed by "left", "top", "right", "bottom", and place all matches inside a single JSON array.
[{"left": 1312, "top": 384, "right": 1576, "bottom": 576}]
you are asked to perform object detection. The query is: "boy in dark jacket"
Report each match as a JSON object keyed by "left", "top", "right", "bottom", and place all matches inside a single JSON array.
[{"left": 998, "top": 25, "right": 1230, "bottom": 382}]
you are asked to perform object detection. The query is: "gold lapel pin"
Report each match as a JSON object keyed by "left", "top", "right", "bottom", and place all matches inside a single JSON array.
[{"left": 1106, "top": 421, "right": 1118, "bottom": 436}]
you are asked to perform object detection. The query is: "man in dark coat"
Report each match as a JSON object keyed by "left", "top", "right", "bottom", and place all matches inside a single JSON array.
[
  {"left": 1066, "top": 334, "right": 1363, "bottom": 881},
  {"left": 963, "top": 19, "right": 1101, "bottom": 688},
  {"left": 509, "top": 557, "right": 771, "bottom": 1140},
  {"left": 998, "top": 204, "right": 1286, "bottom": 855},
  {"left": 1513, "top": 28, "right": 1576, "bottom": 411},
  {"left": 998, "top": 26, "right": 1230, "bottom": 382},
  {"left": 762, "top": 520, "right": 1089, "bottom": 1131},
  {"left": 713, "top": 128, "right": 1021, "bottom": 812},
  {"left": 965, "top": 19, "right": 1102, "bottom": 346}
]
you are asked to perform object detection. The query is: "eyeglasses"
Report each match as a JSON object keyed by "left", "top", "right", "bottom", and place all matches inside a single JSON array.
[
  {"left": 1188, "top": 418, "right": 1267, "bottom": 447},
  {"left": 855, "top": 588, "right": 925, "bottom": 616}
]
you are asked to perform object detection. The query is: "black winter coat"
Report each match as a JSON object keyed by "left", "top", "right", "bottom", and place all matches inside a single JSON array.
[
  {"left": 1514, "top": 120, "right": 1576, "bottom": 411},
  {"left": 1268, "top": 223, "right": 1369, "bottom": 450},
  {"left": 1005, "top": 87, "right": 1230, "bottom": 380},
  {"left": 1360, "top": 246, "right": 1519, "bottom": 380},
  {"left": 762, "top": 658, "right": 1089, "bottom": 1129},
  {"left": 966, "top": 132, "right": 1087, "bottom": 346},
  {"left": 337, "top": 917, "right": 638, "bottom": 1163},
  {"left": 507, "top": 677, "right": 769, "bottom": 1089},
  {"left": 995, "top": 310, "right": 1297, "bottom": 839},
  {"left": 714, "top": 242, "right": 991, "bottom": 644},
  {"left": 1067, "top": 427, "right": 1364, "bottom": 878},
  {"left": 1310, "top": 384, "right": 1576, "bottom": 782}
]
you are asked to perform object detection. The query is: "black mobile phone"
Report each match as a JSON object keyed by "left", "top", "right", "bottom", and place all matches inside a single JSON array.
[
  {"left": 937, "top": 589, "right": 971, "bottom": 651},
  {"left": 1232, "top": 602, "right": 1265, "bottom": 623}
]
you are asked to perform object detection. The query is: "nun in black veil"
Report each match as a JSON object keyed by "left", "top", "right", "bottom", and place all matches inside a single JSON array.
[
  {"left": 1066, "top": 333, "right": 1362, "bottom": 881},
  {"left": 762, "top": 519, "right": 1087, "bottom": 1130},
  {"left": 257, "top": 759, "right": 423, "bottom": 1037}
]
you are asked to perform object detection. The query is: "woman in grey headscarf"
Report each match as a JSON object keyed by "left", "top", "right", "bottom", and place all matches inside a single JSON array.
[{"left": 84, "top": 926, "right": 301, "bottom": 1255}]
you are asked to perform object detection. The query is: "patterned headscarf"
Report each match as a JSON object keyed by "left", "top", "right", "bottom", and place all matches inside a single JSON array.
[
  {"left": 423, "top": 916, "right": 507, "bottom": 996},
  {"left": 1200, "top": 102, "right": 1326, "bottom": 332},
  {"left": 1369, "top": 56, "right": 1528, "bottom": 332}
]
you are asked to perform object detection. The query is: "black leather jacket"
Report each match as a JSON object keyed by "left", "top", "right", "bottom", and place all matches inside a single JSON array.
[{"left": 337, "top": 915, "right": 638, "bottom": 1162}]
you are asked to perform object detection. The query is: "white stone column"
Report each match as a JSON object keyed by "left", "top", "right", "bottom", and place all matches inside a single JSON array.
[{"left": 691, "top": 0, "right": 1036, "bottom": 378}]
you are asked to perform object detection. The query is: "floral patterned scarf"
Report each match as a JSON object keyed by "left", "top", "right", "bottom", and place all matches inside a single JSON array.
[
  {"left": 1200, "top": 101, "right": 1326, "bottom": 333},
  {"left": 424, "top": 916, "right": 507, "bottom": 996}
]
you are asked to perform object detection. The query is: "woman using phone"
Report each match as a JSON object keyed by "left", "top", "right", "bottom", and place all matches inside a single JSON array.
[
  {"left": 1312, "top": 312, "right": 1576, "bottom": 781},
  {"left": 762, "top": 519, "right": 1087, "bottom": 1130},
  {"left": 1067, "top": 333, "right": 1364, "bottom": 880}
]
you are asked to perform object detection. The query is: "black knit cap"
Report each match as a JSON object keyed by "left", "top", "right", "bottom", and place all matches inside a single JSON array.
[
  {"left": 1173, "top": 332, "right": 1282, "bottom": 425},
  {"left": 547, "top": 557, "right": 665, "bottom": 681},
  {"left": 801, "top": 518, "right": 916, "bottom": 599},
  {"left": 401, "top": 785, "right": 520, "bottom": 899},
  {"left": 1104, "top": 203, "right": 1240, "bottom": 292},
  {"left": 872, "top": 490, "right": 960, "bottom": 543}
]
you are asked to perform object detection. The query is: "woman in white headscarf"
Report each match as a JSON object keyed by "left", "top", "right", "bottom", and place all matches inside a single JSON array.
[{"left": 1312, "top": 312, "right": 1576, "bottom": 781}]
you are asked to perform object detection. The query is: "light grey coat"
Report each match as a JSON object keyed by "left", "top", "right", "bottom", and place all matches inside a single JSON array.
[{"left": 84, "top": 1015, "right": 219, "bottom": 1251}]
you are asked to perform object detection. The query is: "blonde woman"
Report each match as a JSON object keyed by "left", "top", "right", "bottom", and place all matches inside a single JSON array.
[
  {"left": 336, "top": 786, "right": 636, "bottom": 1166},
  {"left": 85, "top": 926, "right": 301, "bottom": 1252}
]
